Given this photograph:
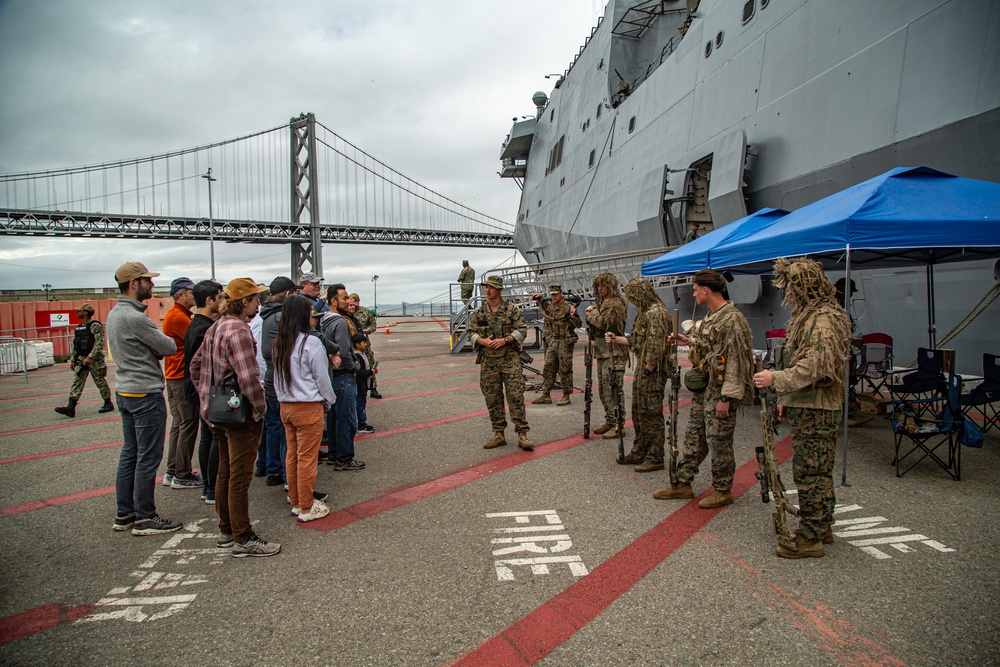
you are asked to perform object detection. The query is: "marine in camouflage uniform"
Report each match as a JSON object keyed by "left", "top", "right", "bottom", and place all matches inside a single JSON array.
[
  {"left": 351, "top": 293, "right": 380, "bottom": 396},
  {"left": 655, "top": 269, "right": 754, "bottom": 507},
  {"left": 55, "top": 303, "right": 114, "bottom": 418},
  {"left": 470, "top": 275, "right": 532, "bottom": 450},
  {"left": 607, "top": 278, "right": 673, "bottom": 472},
  {"left": 458, "top": 261, "right": 476, "bottom": 305},
  {"left": 531, "top": 285, "right": 582, "bottom": 406},
  {"left": 585, "top": 273, "right": 628, "bottom": 438},
  {"left": 754, "top": 258, "right": 851, "bottom": 559}
]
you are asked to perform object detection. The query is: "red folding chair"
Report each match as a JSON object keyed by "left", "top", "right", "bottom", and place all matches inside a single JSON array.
[
  {"left": 764, "top": 329, "right": 786, "bottom": 368},
  {"left": 857, "top": 333, "right": 893, "bottom": 396}
]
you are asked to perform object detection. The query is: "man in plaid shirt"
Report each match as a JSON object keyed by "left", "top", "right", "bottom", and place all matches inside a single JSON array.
[{"left": 191, "top": 278, "right": 280, "bottom": 558}]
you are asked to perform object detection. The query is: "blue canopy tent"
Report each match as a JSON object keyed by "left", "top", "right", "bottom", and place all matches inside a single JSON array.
[{"left": 642, "top": 166, "right": 1000, "bottom": 484}]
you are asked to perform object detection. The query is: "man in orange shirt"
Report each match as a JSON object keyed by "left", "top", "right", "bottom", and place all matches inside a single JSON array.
[{"left": 163, "top": 277, "right": 201, "bottom": 489}]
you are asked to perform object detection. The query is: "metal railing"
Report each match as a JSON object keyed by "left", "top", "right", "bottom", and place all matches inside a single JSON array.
[
  {"left": 0, "top": 325, "right": 75, "bottom": 358},
  {"left": 0, "top": 336, "right": 29, "bottom": 381}
]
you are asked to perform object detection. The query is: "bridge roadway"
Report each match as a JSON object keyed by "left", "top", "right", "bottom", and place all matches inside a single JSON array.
[
  {"left": 0, "top": 321, "right": 998, "bottom": 665},
  {"left": 0, "top": 208, "right": 515, "bottom": 248}
]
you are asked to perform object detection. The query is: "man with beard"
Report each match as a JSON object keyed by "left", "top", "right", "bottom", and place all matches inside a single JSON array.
[
  {"left": 318, "top": 284, "right": 365, "bottom": 471},
  {"left": 753, "top": 258, "right": 851, "bottom": 559},
  {"left": 191, "top": 278, "right": 279, "bottom": 557},
  {"left": 585, "top": 273, "right": 628, "bottom": 440},
  {"left": 604, "top": 278, "right": 673, "bottom": 472},
  {"left": 107, "top": 262, "right": 182, "bottom": 536},
  {"left": 654, "top": 269, "right": 754, "bottom": 508},
  {"left": 530, "top": 285, "right": 582, "bottom": 406}
]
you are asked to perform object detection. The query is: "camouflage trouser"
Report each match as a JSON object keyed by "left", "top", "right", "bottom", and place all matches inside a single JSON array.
[
  {"left": 69, "top": 356, "right": 111, "bottom": 401},
  {"left": 597, "top": 356, "right": 626, "bottom": 426},
  {"left": 540, "top": 338, "right": 576, "bottom": 395},
  {"left": 629, "top": 368, "right": 667, "bottom": 463},
  {"left": 480, "top": 353, "right": 528, "bottom": 434},
  {"left": 676, "top": 384, "right": 736, "bottom": 491},
  {"left": 364, "top": 347, "right": 378, "bottom": 390},
  {"left": 789, "top": 407, "right": 840, "bottom": 541}
]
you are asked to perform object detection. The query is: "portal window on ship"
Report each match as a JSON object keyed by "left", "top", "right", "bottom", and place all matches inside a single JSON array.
[
  {"left": 742, "top": 0, "right": 755, "bottom": 24},
  {"left": 628, "top": 117, "right": 636, "bottom": 134}
]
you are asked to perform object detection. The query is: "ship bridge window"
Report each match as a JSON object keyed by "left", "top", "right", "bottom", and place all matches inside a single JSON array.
[
  {"left": 546, "top": 135, "right": 566, "bottom": 175},
  {"left": 742, "top": 0, "right": 755, "bottom": 24},
  {"left": 628, "top": 116, "right": 636, "bottom": 134}
]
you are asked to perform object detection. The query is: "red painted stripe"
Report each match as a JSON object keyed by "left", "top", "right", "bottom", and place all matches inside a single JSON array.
[
  {"left": 1, "top": 484, "right": 117, "bottom": 517},
  {"left": 372, "top": 384, "right": 480, "bottom": 403},
  {"left": 0, "top": 400, "right": 104, "bottom": 416},
  {"left": 0, "top": 603, "right": 95, "bottom": 645},
  {"left": 0, "top": 415, "right": 120, "bottom": 437},
  {"left": 446, "top": 434, "right": 794, "bottom": 667},
  {"left": 0, "top": 441, "right": 122, "bottom": 465}
]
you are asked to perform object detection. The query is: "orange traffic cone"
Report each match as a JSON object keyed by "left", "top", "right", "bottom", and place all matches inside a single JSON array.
[{"left": 385, "top": 326, "right": 390, "bottom": 334}]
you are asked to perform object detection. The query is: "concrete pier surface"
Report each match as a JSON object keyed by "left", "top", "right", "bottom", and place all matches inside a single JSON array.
[{"left": 1, "top": 320, "right": 998, "bottom": 666}]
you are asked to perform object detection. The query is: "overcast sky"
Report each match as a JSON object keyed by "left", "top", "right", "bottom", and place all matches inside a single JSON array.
[{"left": 0, "top": 1, "right": 605, "bottom": 306}]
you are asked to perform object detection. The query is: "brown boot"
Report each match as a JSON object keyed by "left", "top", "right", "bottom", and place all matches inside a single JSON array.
[
  {"left": 557, "top": 394, "right": 571, "bottom": 406},
  {"left": 653, "top": 483, "right": 694, "bottom": 500},
  {"left": 602, "top": 427, "right": 624, "bottom": 440},
  {"left": 822, "top": 526, "right": 834, "bottom": 545},
  {"left": 776, "top": 533, "right": 825, "bottom": 559},
  {"left": 593, "top": 423, "right": 613, "bottom": 435},
  {"left": 697, "top": 489, "right": 734, "bottom": 509},
  {"left": 531, "top": 394, "right": 552, "bottom": 405},
  {"left": 517, "top": 433, "right": 534, "bottom": 450},
  {"left": 616, "top": 452, "right": 644, "bottom": 465},
  {"left": 634, "top": 461, "right": 665, "bottom": 473},
  {"left": 483, "top": 432, "right": 507, "bottom": 449}
]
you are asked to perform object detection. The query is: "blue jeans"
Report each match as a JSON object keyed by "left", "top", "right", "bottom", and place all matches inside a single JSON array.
[
  {"left": 356, "top": 387, "right": 368, "bottom": 428},
  {"left": 264, "top": 393, "right": 287, "bottom": 478},
  {"left": 330, "top": 373, "right": 357, "bottom": 463},
  {"left": 115, "top": 393, "right": 168, "bottom": 520}
]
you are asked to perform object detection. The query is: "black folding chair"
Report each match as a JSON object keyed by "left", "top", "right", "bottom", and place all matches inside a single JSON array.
[
  {"left": 888, "top": 348, "right": 946, "bottom": 417},
  {"left": 891, "top": 373, "right": 963, "bottom": 480},
  {"left": 961, "top": 353, "right": 1000, "bottom": 434}
]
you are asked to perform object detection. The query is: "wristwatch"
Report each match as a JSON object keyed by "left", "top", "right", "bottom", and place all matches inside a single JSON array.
[{"left": 719, "top": 396, "right": 731, "bottom": 403}]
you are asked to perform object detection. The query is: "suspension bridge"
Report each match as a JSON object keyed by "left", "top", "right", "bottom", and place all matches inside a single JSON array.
[{"left": 0, "top": 113, "right": 515, "bottom": 280}]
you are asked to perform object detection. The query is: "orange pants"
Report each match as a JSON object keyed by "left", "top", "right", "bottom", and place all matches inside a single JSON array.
[{"left": 279, "top": 402, "right": 325, "bottom": 511}]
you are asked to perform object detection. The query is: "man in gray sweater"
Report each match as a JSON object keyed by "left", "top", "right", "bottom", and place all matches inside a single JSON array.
[{"left": 106, "top": 262, "right": 183, "bottom": 536}]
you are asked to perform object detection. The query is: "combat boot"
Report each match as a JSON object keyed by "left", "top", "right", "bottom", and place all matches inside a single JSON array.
[
  {"left": 697, "top": 489, "right": 733, "bottom": 509},
  {"left": 517, "top": 433, "right": 534, "bottom": 450},
  {"left": 616, "top": 452, "right": 644, "bottom": 465},
  {"left": 776, "top": 533, "right": 824, "bottom": 559},
  {"left": 822, "top": 526, "right": 834, "bottom": 544},
  {"left": 653, "top": 483, "right": 693, "bottom": 500},
  {"left": 593, "top": 423, "right": 613, "bottom": 435},
  {"left": 483, "top": 432, "right": 507, "bottom": 449},
  {"left": 54, "top": 398, "right": 77, "bottom": 418},
  {"left": 98, "top": 399, "right": 115, "bottom": 414},
  {"left": 601, "top": 426, "right": 623, "bottom": 440},
  {"left": 634, "top": 461, "right": 664, "bottom": 473},
  {"left": 557, "top": 394, "right": 571, "bottom": 406},
  {"left": 531, "top": 393, "right": 552, "bottom": 405}
]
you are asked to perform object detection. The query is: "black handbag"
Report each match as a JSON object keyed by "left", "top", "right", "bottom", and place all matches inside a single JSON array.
[{"left": 205, "top": 352, "right": 250, "bottom": 428}]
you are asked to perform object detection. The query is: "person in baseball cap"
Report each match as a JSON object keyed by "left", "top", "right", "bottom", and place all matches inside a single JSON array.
[
  {"left": 170, "top": 277, "right": 196, "bottom": 296},
  {"left": 223, "top": 278, "right": 269, "bottom": 303},
  {"left": 269, "top": 276, "right": 298, "bottom": 296},
  {"left": 299, "top": 272, "right": 328, "bottom": 313},
  {"left": 480, "top": 275, "right": 504, "bottom": 290},
  {"left": 75, "top": 303, "right": 96, "bottom": 315},
  {"left": 115, "top": 261, "right": 160, "bottom": 285}
]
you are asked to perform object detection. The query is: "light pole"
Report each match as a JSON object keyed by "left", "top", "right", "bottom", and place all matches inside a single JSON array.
[
  {"left": 371, "top": 275, "right": 379, "bottom": 315},
  {"left": 42, "top": 283, "right": 52, "bottom": 302},
  {"left": 202, "top": 168, "right": 217, "bottom": 280}
]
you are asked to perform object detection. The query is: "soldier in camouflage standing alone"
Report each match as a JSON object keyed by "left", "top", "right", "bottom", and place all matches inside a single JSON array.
[
  {"left": 585, "top": 273, "right": 628, "bottom": 439},
  {"left": 753, "top": 258, "right": 851, "bottom": 559},
  {"left": 654, "top": 269, "right": 754, "bottom": 507},
  {"left": 55, "top": 303, "right": 115, "bottom": 417},
  {"left": 470, "top": 275, "right": 533, "bottom": 451},
  {"left": 531, "top": 285, "right": 582, "bottom": 406},
  {"left": 457, "top": 260, "right": 476, "bottom": 306},
  {"left": 604, "top": 278, "right": 673, "bottom": 472}
]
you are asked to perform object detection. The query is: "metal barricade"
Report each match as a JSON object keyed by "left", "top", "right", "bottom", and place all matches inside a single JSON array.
[{"left": 0, "top": 336, "right": 29, "bottom": 382}]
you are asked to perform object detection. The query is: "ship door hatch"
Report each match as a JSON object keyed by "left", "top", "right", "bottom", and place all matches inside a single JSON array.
[{"left": 663, "top": 156, "right": 713, "bottom": 246}]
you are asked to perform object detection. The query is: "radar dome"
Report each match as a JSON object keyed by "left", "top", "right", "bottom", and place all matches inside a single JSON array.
[{"left": 532, "top": 91, "right": 548, "bottom": 108}]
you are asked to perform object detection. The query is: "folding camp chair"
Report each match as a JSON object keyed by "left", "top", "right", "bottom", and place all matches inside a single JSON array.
[
  {"left": 857, "top": 333, "right": 893, "bottom": 395},
  {"left": 764, "top": 329, "right": 786, "bottom": 368},
  {"left": 891, "top": 373, "right": 963, "bottom": 480},
  {"left": 961, "top": 353, "right": 1000, "bottom": 434},
  {"left": 888, "top": 348, "right": 946, "bottom": 417}
]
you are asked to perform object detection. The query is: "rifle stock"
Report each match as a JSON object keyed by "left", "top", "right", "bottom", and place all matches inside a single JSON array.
[
  {"left": 752, "top": 354, "right": 798, "bottom": 550},
  {"left": 583, "top": 325, "right": 594, "bottom": 438},
  {"left": 668, "top": 309, "right": 680, "bottom": 487}
]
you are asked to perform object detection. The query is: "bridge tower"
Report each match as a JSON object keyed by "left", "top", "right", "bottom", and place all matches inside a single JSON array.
[{"left": 289, "top": 112, "right": 322, "bottom": 281}]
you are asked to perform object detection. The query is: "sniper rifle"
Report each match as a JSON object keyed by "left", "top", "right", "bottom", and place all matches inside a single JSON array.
[
  {"left": 753, "top": 353, "right": 798, "bottom": 551},
  {"left": 583, "top": 324, "right": 594, "bottom": 438},
  {"left": 668, "top": 309, "right": 680, "bottom": 487}
]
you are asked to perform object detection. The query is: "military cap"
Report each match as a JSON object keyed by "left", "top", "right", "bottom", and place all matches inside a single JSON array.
[
  {"left": 480, "top": 275, "right": 504, "bottom": 290},
  {"left": 75, "top": 303, "right": 95, "bottom": 314},
  {"left": 548, "top": 285, "right": 563, "bottom": 295}
]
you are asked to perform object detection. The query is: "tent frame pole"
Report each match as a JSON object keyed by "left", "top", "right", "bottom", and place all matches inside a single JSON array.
[{"left": 841, "top": 244, "right": 852, "bottom": 487}]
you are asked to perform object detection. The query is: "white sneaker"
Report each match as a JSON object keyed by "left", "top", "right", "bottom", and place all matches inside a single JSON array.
[
  {"left": 297, "top": 500, "right": 330, "bottom": 523},
  {"left": 290, "top": 507, "right": 301, "bottom": 517}
]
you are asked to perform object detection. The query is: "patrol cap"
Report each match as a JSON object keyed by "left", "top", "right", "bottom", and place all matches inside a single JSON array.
[
  {"left": 224, "top": 278, "right": 269, "bottom": 302},
  {"left": 75, "top": 303, "right": 95, "bottom": 314},
  {"left": 480, "top": 275, "right": 504, "bottom": 290},
  {"left": 269, "top": 276, "right": 298, "bottom": 295},
  {"left": 115, "top": 262, "right": 160, "bottom": 283},
  {"left": 299, "top": 272, "right": 323, "bottom": 285},
  {"left": 170, "top": 277, "right": 196, "bottom": 296},
  {"left": 835, "top": 277, "right": 857, "bottom": 294},
  {"left": 548, "top": 284, "right": 563, "bottom": 295},
  {"left": 349, "top": 292, "right": 361, "bottom": 303}
]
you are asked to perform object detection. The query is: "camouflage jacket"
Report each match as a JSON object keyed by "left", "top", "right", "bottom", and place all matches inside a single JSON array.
[
  {"left": 586, "top": 295, "right": 627, "bottom": 360},
  {"left": 458, "top": 267, "right": 476, "bottom": 291},
  {"left": 469, "top": 299, "right": 527, "bottom": 360},
  {"left": 539, "top": 299, "right": 581, "bottom": 340},
  {"left": 355, "top": 307, "right": 376, "bottom": 333},
  {"left": 772, "top": 308, "right": 851, "bottom": 411},
  {"left": 691, "top": 301, "right": 754, "bottom": 402},
  {"left": 627, "top": 302, "right": 672, "bottom": 370}
]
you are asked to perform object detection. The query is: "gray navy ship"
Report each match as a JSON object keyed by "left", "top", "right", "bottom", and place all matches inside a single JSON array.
[{"left": 499, "top": 0, "right": 999, "bottom": 374}]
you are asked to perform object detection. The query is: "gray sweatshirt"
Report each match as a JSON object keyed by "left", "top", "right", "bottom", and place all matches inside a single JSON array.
[
  {"left": 273, "top": 333, "right": 337, "bottom": 408},
  {"left": 318, "top": 311, "right": 357, "bottom": 375},
  {"left": 106, "top": 296, "right": 177, "bottom": 394}
]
